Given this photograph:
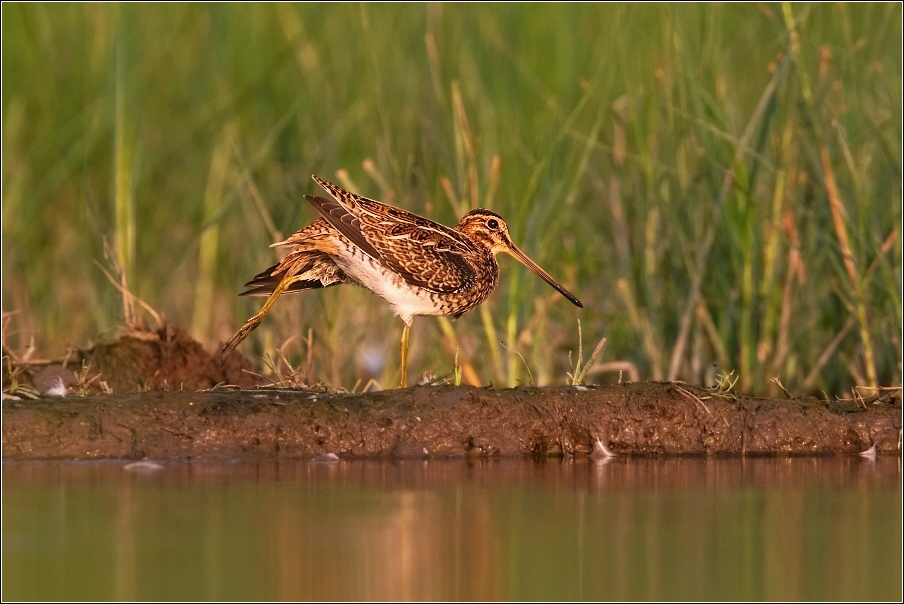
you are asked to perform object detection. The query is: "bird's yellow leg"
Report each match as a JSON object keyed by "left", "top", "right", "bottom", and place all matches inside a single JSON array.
[
  {"left": 221, "top": 274, "right": 303, "bottom": 358},
  {"left": 399, "top": 323, "right": 410, "bottom": 388}
]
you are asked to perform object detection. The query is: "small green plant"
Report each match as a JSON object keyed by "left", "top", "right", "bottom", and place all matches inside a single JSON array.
[
  {"left": 568, "top": 319, "right": 607, "bottom": 386},
  {"left": 3, "top": 356, "right": 39, "bottom": 399},
  {"left": 453, "top": 347, "right": 462, "bottom": 387},
  {"left": 499, "top": 340, "right": 534, "bottom": 386},
  {"left": 713, "top": 369, "right": 739, "bottom": 395},
  {"left": 260, "top": 351, "right": 299, "bottom": 388}
]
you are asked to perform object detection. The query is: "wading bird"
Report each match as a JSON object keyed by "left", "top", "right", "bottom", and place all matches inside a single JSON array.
[{"left": 222, "top": 175, "right": 583, "bottom": 387}]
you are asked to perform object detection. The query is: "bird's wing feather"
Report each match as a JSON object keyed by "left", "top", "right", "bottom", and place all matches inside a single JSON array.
[
  {"left": 309, "top": 176, "right": 479, "bottom": 294},
  {"left": 305, "top": 195, "right": 381, "bottom": 260}
]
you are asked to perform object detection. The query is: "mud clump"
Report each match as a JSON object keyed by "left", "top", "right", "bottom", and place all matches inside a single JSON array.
[
  {"left": 85, "top": 324, "right": 259, "bottom": 392},
  {"left": 5, "top": 324, "right": 261, "bottom": 395}
]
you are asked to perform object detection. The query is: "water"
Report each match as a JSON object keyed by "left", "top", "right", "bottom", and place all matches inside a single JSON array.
[{"left": 3, "top": 457, "right": 901, "bottom": 601}]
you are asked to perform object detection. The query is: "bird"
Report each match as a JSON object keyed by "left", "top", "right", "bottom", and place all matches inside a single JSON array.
[{"left": 221, "top": 175, "right": 583, "bottom": 387}]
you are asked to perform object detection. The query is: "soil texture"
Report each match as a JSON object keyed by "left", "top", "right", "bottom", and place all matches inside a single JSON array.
[{"left": 3, "top": 383, "right": 900, "bottom": 460}]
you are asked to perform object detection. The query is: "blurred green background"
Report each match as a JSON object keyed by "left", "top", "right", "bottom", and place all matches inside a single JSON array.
[{"left": 2, "top": 3, "right": 901, "bottom": 394}]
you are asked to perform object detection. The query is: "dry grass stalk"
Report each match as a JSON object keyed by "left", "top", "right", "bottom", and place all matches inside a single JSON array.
[
  {"left": 586, "top": 360, "right": 640, "bottom": 383},
  {"left": 93, "top": 257, "right": 163, "bottom": 331},
  {"left": 820, "top": 146, "right": 878, "bottom": 387},
  {"left": 768, "top": 376, "right": 794, "bottom": 399},
  {"left": 674, "top": 384, "right": 711, "bottom": 415}
]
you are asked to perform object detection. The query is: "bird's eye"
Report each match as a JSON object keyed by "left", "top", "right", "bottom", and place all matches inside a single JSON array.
[{"left": 487, "top": 219, "right": 499, "bottom": 230}]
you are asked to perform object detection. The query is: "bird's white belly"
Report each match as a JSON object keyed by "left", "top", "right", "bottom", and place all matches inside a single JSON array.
[{"left": 334, "top": 252, "right": 441, "bottom": 325}]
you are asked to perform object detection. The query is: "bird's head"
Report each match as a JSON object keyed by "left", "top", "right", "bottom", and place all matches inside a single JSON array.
[
  {"left": 456, "top": 209, "right": 583, "bottom": 308},
  {"left": 456, "top": 209, "right": 517, "bottom": 254}
]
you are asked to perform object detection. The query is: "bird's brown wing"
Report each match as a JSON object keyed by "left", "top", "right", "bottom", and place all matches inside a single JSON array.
[
  {"left": 303, "top": 195, "right": 381, "bottom": 261},
  {"left": 368, "top": 222, "right": 478, "bottom": 294},
  {"left": 307, "top": 176, "right": 478, "bottom": 294}
]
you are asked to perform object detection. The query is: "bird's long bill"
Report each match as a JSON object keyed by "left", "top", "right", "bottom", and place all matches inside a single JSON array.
[{"left": 507, "top": 244, "right": 583, "bottom": 308}]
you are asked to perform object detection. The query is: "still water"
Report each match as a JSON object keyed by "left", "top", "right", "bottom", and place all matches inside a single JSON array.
[{"left": 3, "top": 457, "right": 901, "bottom": 601}]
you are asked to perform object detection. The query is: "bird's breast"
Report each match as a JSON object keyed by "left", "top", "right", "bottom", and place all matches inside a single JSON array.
[{"left": 331, "top": 239, "right": 499, "bottom": 324}]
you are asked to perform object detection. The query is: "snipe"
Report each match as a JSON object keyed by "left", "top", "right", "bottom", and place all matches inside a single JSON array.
[{"left": 222, "top": 175, "right": 583, "bottom": 386}]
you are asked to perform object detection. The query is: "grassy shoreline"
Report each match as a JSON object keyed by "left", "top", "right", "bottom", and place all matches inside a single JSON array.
[{"left": 2, "top": 3, "right": 901, "bottom": 395}]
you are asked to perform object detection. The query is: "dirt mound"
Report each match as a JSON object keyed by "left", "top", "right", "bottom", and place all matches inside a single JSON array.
[
  {"left": 4, "top": 324, "right": 261, "bottom": 395},
  {"left": 85, "top": 325, "right": 261, "bottom": 392}
]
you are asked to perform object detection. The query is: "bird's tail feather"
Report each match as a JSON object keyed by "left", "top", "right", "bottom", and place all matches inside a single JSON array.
[{"left": 239, "top": 253, "right": 347, "bottom": 297}]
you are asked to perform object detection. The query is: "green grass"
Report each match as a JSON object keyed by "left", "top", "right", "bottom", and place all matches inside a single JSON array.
[{"left": 2, "top": 3, "right": 901, "bottom": 395}]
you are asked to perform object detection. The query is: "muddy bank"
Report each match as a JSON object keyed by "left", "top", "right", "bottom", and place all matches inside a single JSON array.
[{"left": 2, "top": 383, "right": 900, "bottom": 460}]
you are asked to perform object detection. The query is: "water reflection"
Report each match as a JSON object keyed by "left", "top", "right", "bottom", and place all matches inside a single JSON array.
[{"left": 3, "top": 457, "right": 901, "bottom": 601}]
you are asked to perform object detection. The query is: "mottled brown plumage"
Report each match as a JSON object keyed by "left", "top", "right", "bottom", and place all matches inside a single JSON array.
[{"left": 222, "top": 175, "right": 582, "bottom": 386}]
